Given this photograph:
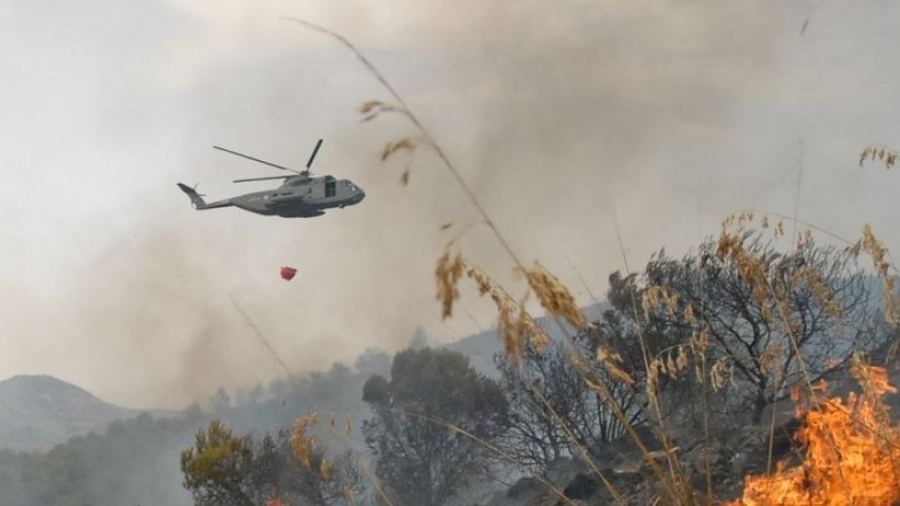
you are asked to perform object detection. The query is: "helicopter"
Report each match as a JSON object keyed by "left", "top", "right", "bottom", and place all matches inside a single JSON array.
[{"left": 177, "top": 139, "right": 365, "bottom": 218}]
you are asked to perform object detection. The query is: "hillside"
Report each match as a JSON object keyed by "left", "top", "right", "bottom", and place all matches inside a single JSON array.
[{"left": 0, "top": 375, "right": 147, "bottom": 452}]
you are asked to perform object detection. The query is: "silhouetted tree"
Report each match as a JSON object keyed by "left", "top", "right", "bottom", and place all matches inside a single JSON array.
[
  {"left": 496, "top": 284, "right": 672, "bottom": 473},
  {"left": 362, "top": 348, "right": 508, "bottom": 506},
  {"left": 496, "top": 342, "right": 577, "bottom": 472}
]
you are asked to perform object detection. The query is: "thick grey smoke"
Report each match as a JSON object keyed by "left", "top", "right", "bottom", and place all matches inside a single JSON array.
[{"left": 1, "top": 0, "right": 900, "bottom": 408}]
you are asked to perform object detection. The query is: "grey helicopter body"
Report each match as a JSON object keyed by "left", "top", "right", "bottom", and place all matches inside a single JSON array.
[{"left": 178, "top": 139, "right": 365, "bottom": 218}]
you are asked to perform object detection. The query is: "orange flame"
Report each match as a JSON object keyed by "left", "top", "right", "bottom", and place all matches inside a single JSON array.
[{"left": 727, "top": 365, "right": 900, "bottom": 506}]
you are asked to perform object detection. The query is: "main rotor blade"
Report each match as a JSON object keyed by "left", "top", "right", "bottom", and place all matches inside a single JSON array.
[
  {"left": 306, "top": 138, "right": 323, "bottom": 169},
  {"left": 233, "top": 175, "right": 293, "bottom": 183},
  {"left": 213, "top": 146, "right": 300, "bottom": 174}
]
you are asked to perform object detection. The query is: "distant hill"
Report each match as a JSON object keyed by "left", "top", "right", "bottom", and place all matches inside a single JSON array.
[
  {"left": 0, "top": 375, "right": 152, "bottom": 452},
  {"left": 0, "top": 305, "right": 610, "bottom": 454}
]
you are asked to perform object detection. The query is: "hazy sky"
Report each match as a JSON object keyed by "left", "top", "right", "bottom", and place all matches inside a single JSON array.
[{"left": 2, "top": 0, "right": 900, "bottom": 408}]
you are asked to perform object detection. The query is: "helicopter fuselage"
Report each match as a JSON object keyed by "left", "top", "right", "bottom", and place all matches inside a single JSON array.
[
  {"left": 179, "top": 174, "right": 365, "bottom": 218},
  {"left": 232, "top": 175, "right": 365, "bottom": 217}
]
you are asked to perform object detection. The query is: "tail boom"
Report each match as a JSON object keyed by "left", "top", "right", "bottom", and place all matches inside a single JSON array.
[{"left": 177, "top": 183, "right": 232, "bottom": 210}]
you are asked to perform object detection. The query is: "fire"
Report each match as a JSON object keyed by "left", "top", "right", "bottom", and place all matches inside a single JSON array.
[{"left": 727, "top": 364, "right": 900, "bottom": 506}]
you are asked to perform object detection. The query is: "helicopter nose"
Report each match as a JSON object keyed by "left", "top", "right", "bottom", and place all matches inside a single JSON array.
[{"left": 356, "top": 189, "right": 366, "bottom": 202}]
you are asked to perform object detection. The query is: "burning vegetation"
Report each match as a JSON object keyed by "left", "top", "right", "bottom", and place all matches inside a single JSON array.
[{"left": 728, "top": 361, "right": 900, "bottom": 506}]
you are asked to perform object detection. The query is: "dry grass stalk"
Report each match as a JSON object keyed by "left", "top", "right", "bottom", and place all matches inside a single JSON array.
[
  {"left": 514, "top": 295, "right": 550, "bottom": 352},
  {"left": 650, "top": 329, "right": 730, "bottom": 394},
  {"left": 646, "top": 359, "right": 662, "bottom": 399},
  {"left": 859, "top": 145, "right": 899, "bottom": 170},
  {"left": 688, "top": 327, "right": 709, "bottom": 353},
  {"left": 717, "top": 230, "right": 773, "bottom": 320},
  {"left": 804, "top": 268, "right": 842, "bottom": 318},
  {"left": 435, "top": 249, "right": 464, "bottom": 319},
  {"left": 319, "top": 458, "right": 333, "bottom": 482},
  {"left": 722, "top": 212, "right": 786, "bottom": 239},
  {"left": 381, "top": 138, "right": 417, "bottom": 162},
  {"left": 853, "top": 224, "right": 891, "bottom": 277},
  {"left": 520, "top": 262, "right": 589, "bottom": 329},
  {"left": 290, "top": 413, "right": 319, "bottom": 472},
  {"left": 597, "top": 346, "right": 635, "bottom": 385},
  {"left": 851, "top": 224, "right": 900, "bottom": 327},
  {"left": 435, "top": 244, "right": 551, "bottom": 364},
  {"left": 464, "top": 262, "right": 550, "bottom": 364},
  {"left": 465, "top": 263, "right": 522, "bottom": 365},
  {"left": 709, "top": 358, "right": 731, "bottom": 391},
  {"left": 642, "top": 285, "right": 664, "bottom": 320},
  {"left": 399, "top": 166, "right": 411, "bottom": 186},
  {"left": 359, "top": 100, "right": 384, "bottom": 119},
  {"left": 358, "top": 100, "right": 406, "bottom": 122}
]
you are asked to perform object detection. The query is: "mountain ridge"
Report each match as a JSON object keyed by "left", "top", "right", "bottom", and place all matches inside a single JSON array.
[{"left": 0, "top": 374, "right": 156, "bottom": 452}]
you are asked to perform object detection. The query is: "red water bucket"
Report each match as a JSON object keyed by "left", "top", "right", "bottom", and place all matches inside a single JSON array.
[{"left": 280, "top": 266, "right": 297, "bottom": 281}]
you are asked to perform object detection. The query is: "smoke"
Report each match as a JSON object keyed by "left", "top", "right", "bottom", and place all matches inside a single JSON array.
[{"left": 2, "top": 0, "right": 900, "bottom": 408}]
